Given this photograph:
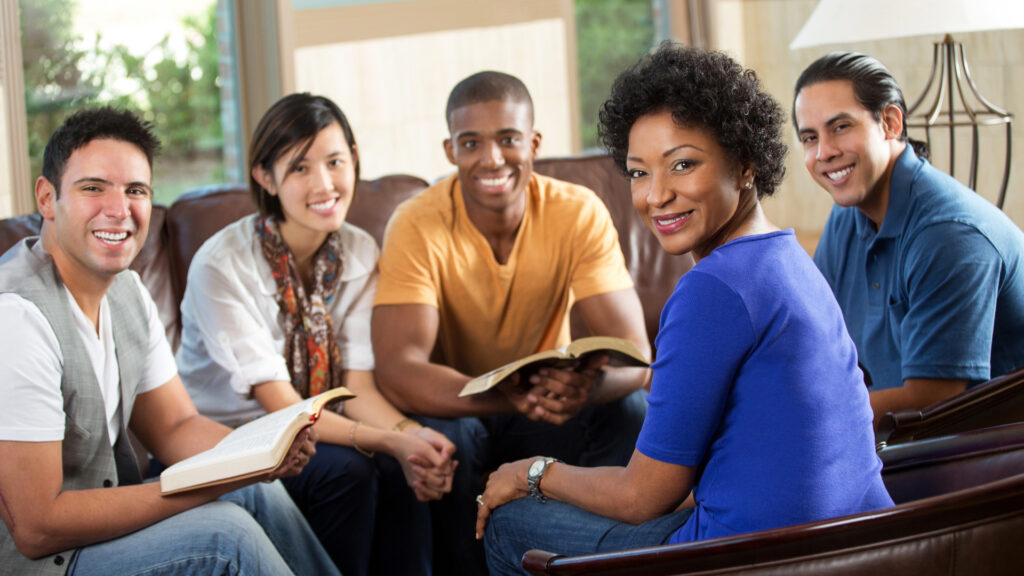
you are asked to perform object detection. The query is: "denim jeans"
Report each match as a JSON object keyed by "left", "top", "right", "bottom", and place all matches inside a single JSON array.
[
  {"left": 67, "top": 481, "right": 339, "bottom": 576},
  {"left": 280, "top": 443, "right": 431, "bottom": 576},
  {"left": 418, "top": 388, "right": 648, "bottom": 576},
  {"left": 484, "top": 497, "right": 693, "bottom": 575}
]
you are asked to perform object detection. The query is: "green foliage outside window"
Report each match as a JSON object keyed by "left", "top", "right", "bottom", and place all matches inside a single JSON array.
[
  {"left": 575, "top": 0, "right": 656, "bottom": 151},
  {"left": 19, "top": 0, "right": 223, "bottom": 205}
]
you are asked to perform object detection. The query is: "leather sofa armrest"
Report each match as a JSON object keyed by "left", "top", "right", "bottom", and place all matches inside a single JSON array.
[{"left": 877, "top": 366, "right": 1024, "bottom": 447}]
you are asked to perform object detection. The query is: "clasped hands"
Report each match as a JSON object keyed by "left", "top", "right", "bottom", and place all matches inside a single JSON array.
[
  {"left": 262, "top": 424, "right": 458, "bottom": 503},
  {"left": 498, "top": 354, "right": 610, "bottom": 425},
  {"left": 394, "top": 423, "right": 458, "bottom": 502}
]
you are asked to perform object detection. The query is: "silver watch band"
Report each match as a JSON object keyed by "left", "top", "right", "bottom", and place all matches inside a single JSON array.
[{"left": 527, "top": 457, "right": 559, "bottom": 502}]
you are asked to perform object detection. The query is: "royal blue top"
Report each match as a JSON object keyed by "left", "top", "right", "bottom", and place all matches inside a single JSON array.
[
  {"left": 638, "top": 230, "right": 892, "bottom": 544},
  {"left": 814, "top": 146, "right": 1024, "bottom": 390}
]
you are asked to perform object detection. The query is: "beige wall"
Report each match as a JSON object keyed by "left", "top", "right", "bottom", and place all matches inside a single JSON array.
[
  {"left": 289, "top": 0, "right": 577, "bottom": 182},
  {"left": 1, "top": 0, "right": 30, "bottom": 218},
  {"left": 292, "top": 0, "right": 573, "bottom": 47},
  {"left": 712, "top": 0, "right": 1024, "bottom": 250},
  {"left": 0, "top": 85, "right": 11, "bottom": 219}
]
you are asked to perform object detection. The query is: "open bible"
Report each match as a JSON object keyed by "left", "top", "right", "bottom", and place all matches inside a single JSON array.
[
  {"left": 458, "top": 336, "right": 650, "bottom": 397},
  {"left": 160, "top": 387, "right": 353, "bottom": 494}
]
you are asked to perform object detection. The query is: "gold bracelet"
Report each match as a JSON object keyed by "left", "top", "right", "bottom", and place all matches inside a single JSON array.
[
  {"left": 349, "top": 421, "right": 375, "bottom": 458},
  {"left": 392, "top": 417, "right": 416, "bottom": 432}
]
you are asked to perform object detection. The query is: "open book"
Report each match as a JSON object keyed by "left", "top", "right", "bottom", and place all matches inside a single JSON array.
[
  {"left": 160, "top": 387, "right": 354, "bottom": 494},
  {"left": 458, "top": 336, "right": 650, "bottom": 397}
]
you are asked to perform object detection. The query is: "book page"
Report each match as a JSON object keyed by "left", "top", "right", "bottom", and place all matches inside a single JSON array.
[
  {"left": 160, "top": 388, "right": 352, "bottom": 493},
  {"left": 565, "top": 336, "right": 649, "bottom": 364},
  {"left": 458, "top": 337, "right": 648, "bottom": 397},
  {"left": 169, "top": 400, "right": 315, "bottom": 472}
]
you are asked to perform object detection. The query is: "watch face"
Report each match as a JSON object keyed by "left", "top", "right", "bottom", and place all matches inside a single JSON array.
[{"left": 529, "top": 459, "right": 545, "bottom": 478}]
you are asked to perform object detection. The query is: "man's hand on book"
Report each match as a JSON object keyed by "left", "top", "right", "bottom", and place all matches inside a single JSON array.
[
  {"left": 499, "top": 355, "right": 610, "bottom": 425},
  {"left": 497, "top": 373, "right": 568, "bottom": 424},
  {"left": 266, "top": 426, "right": 319, "bottom": 481}
]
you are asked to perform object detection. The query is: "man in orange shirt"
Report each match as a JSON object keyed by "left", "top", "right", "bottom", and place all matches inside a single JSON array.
[{"left": 373, "top": 71, "right": 650, "bottom": 575}]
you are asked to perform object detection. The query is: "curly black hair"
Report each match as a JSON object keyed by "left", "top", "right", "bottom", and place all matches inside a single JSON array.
[{"left": 599, "top": 42, "right": 787, "bottom": 198}]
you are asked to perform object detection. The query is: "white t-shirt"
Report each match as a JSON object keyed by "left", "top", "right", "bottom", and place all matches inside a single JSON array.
[
  {"left": 0, "top": 272, "right": 178, "bottom": 445},
  {"left": 176, "top": 215, "right": 378, "bottom": 427}
]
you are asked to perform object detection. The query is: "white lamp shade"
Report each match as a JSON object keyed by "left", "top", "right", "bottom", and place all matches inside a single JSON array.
[{"left": 790, "top": 0, "right": 1024, "bottom": 49}]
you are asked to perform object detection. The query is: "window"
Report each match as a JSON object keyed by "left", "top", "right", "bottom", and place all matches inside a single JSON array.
[
  {"left": 18, "top": 0, "right": 241, "bottom": 206},
  {"left": 575, "top": 0, "right": 657, "bottom": 151}
]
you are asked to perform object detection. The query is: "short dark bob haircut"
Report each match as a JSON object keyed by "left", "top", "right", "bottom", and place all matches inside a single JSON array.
[
  {"left": 599, "top": 42, "right": 787, "bottom": 198},
  {"left": 43, "top": 106, "right": 160, "bottom": 196},
  {"left": 248, "top": 93, "right": 359, "bottom": 221}
]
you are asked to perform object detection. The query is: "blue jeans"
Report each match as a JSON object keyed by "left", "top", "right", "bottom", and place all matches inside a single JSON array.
[
  {"left": 67, "top": 481, "right": 339, "bottom": 576},
  {"left": 418, "top": 388, "right": 647, "bottom": 576},
  {"left": 485, "top": 498, "right": 693, "bottom": 575},
  {"left": 280, "top": 443, "right": 431, "bottom": 576}
]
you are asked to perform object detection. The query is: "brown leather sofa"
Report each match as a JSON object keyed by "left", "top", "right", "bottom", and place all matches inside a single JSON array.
[
  {"left": 0, "top": 154, "right": 694, "bottom": 353},
  {"left": 876, "top": 366, "right": 1024, "bottom": 449},
  {"left": 7, "top": 156, "right": 1024, "bottom": 574},
  {"left": 522, "top": 421, "right": 1024, "bottom": 576}
]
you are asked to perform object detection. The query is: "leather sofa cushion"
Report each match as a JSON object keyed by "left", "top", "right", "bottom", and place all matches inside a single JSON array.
[{"left": 534, "top": 155, "right": 694, "bottom": 350}]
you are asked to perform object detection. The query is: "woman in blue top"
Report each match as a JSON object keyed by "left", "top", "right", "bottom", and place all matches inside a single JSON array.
[{"left": 477, "top": 43, "right": 894, "bottom": 574}]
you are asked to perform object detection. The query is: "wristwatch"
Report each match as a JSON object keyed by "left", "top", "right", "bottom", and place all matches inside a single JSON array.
[{"left": 526, "top": 457, "right": 559, "bottom": 502}]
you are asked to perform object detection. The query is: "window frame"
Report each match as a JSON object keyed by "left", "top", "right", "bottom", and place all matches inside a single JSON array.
[
  {"left": 0, "top": 0, "right": 286, "bottom": 217},
  {"left": 1, "top": 0, "right": 32, "bottom": 217}
]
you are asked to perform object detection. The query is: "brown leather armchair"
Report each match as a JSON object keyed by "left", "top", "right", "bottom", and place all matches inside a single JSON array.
[
  {"left": 877, "top": 366, "right": 1024, "bottom": 449},
  {"left": 521, "top": 422, "right": 1024, "bottom": 576}
]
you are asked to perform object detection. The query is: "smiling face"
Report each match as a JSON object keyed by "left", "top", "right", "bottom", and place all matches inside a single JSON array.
[
  {"left": 794, "top": 79, "right": 904, "bottom": 224},
  {"left": 253, "top": 122, "right": 357, "bottom": 250},
  {"left": 626, "top": 110, "right": 752, "bottom": 258},
  {"left": 443, "top": 99, "right": 541, "bottom": 221},
  {"left": 38, "top": 138, "right": 152, "bottom": 284}
]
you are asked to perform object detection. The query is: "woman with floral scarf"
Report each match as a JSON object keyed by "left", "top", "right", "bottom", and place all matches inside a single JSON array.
[{"left": 177, "top": 93, "right": 455, "bottom": 576}]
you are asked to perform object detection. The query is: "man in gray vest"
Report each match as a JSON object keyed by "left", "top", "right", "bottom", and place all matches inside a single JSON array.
[{"left": 0, "top": 108, "right": 339, "bottom": 575}]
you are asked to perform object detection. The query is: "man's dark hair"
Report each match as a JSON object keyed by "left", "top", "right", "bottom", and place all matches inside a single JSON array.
[
  {"left": 42, "top": 107, "right": 161, "bottom": 195},
  {"left": 445, "top": 71, "right": 534, "bottom": 128},
  {"left": 599, "top": 42, "right": 787, "bottom": 198},
  {"left": 248, "top": 93, "right": 360, "bottom": 221},
  {"left": 793, "top": 51, "right": 928, "bottom": 158}
]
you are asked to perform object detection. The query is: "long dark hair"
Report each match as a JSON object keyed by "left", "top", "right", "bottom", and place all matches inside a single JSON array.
[
  {"left": 794, "top": 51, "right": 928, "bottom": 159},
  {"left": 248, "top": 93, "right": 360, "bottom": 220}
]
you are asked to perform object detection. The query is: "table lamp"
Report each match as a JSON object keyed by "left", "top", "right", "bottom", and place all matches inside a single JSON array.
[{"left": 790, "top": 0, "right": 1024, "bottom": 208}]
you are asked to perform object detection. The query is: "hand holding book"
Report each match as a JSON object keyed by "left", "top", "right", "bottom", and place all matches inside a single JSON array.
[
  {"left": 264, "top": 425, "right": 319, "bottom": 482},
  {"left": 497, "top": 352, "right": 611, "bottom": 425},
  {"left": 160, "top": 388, "right": 354, "bottom": 494},
  {"left": 459, "top": 336, "right": 650, "bottom": 398}
]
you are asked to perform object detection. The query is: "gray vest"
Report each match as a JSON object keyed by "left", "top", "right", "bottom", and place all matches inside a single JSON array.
[{"left": 0, "top": 238, "right": 148, "bottom": 576}]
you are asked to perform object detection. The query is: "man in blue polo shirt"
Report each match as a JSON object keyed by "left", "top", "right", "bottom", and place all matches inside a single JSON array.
[{"left": 793, "top": 51, "right": 1024, "bottom": 427}]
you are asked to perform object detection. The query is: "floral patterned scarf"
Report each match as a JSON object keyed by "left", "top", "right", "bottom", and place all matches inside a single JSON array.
[{"left": 256, "top": 216, "right": 344, "bottom": 398}]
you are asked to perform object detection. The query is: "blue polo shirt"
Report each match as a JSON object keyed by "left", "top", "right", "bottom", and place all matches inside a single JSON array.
[{"left": 814, "top": 146, "right": 1024, "bottom": 390}]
